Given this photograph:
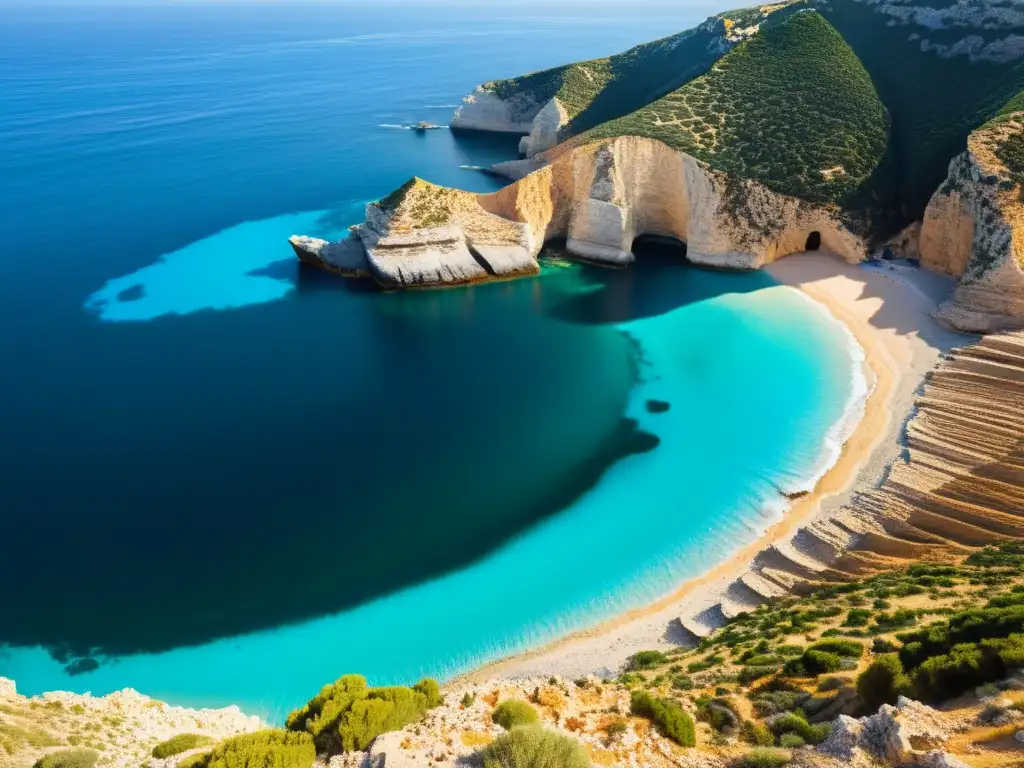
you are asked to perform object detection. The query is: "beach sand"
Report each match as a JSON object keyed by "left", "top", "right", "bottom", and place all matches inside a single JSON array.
[{"left": 460, "top": 252, "right": 972, "bottom": 683}]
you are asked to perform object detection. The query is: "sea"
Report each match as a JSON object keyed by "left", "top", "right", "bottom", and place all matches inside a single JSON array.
[{"left": 0, "top": 0, "right": 864, "bottom": 722}]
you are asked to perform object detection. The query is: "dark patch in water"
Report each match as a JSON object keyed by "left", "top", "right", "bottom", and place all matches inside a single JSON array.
[
  {"left": 117, "top": 285, "right": 145, "bottom": 302},
  {"left": 622, "top": 418, "right": 660, "bottom": 454},
  {"left": 65, "top": 657, "right": 99, "bottom": 676},
  {"left": 0, "top": 272, "right": 645, "bottom": 666},
  {"left": 646, "top": 399, "right": 670, "bottom": 414}
]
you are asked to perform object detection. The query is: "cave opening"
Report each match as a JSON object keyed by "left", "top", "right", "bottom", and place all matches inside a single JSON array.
[
  {"left": 805, "top": 231, "right": 822, "bottom": 251},
  {"left": 631, "top": 233, "right": 688, "bottom": 263}
]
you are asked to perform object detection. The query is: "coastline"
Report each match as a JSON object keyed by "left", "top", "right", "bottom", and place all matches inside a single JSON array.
[{"left": 457, "top": 251, "right": 968, "bottom": 683}]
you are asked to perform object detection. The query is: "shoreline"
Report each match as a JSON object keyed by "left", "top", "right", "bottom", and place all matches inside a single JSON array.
[{"left": 456, "top": 252, "right": 967, "bottom": 683}]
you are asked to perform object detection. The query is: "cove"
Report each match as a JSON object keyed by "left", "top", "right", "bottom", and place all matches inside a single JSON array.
[{"left": 1, "top": 234, "right": 860, "bottom": 722}]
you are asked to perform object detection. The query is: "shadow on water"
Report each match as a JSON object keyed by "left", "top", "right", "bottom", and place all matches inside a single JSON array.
[
  {"left": 2, "top": 253, "right": 659, "bottom": 673},
  {"left": 546, "top": 236, "right": 779, "bottom": 326}
]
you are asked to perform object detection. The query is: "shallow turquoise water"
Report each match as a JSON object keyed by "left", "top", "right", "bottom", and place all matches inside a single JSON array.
[{"left": 0, "top": 2, "right": 860, "bottom": 719}]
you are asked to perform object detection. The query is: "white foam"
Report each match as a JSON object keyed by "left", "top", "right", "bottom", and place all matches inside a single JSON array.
[{"left": 781, "top": 286, "right": 875, "bottom": 499}]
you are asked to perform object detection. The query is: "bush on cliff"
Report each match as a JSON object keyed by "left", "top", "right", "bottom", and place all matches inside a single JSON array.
[
  {"left": 32, "top": 750, "right": 99, "bottom": 768},
  {"left": 806, "top": 640, "right": 863, "bottom": 658},
  {"left": 766, "top": 711, "right": 830, "bottom": 745},
  {"left": 856, "top": 653, "right": 912, "bottom": 711},
  {"left": 285, "top": 674, "right": 442, "bottom": 753},
  {"left": 152, "top": 734, "right": 216, "bottom": 759},
  {"left": 783, "top": 649, "right": 841, "bottom": 677},
  {"left": 187, "top": 730, "right": 314, "bottom": 768},
  {"left": 477, "top": 726, "right": 590, "bottom": 768},
  {"left": 492, "top": 700, "right": 540, "bottom": 731},
  {"left": 735, "top": 748, "right": 791, "bottom": 768},
  {"left": 630, "top": 690, "right": 696, "bottom": 747},
  {"left": 627, "top": 650, "right": 670, "bottom": 670}
]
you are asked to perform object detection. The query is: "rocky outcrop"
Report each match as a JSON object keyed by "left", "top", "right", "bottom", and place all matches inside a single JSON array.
[
  {"left": 450, "top": 87, "right": 541, "bottom": 134},
  {"left": 920, "top": 114, "right": 1024, "bottom": 333},
  {"left": 518, "top": 97, "right": 568, "bottom": 158},
  {"left": 817, "top": 698, "right": 958, "bottom": 768},
  {"left": 352, "top": 178, "right": 538, "bottom": 288},
  {"left": 289, "top": 233, "right": 370, "bottom": 278},
  {"left": 0, "top": 677, "right": 262, "bottom": 768}
]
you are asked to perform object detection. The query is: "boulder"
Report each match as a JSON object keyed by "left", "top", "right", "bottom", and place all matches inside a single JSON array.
[
  {"left": 916, "top": 752, "right": 971, "bottom": 768},
  {"left": 817, "top": 715, "right": 864, "bottom": 760}
]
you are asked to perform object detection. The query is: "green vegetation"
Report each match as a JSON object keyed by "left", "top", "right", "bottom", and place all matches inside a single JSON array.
[
  {"left": 856, "top": 654, "right": 912, "bottom": 712},
  {"left": 735, "top": 748, "right": 791, "bottom": 768},
  {"left": 816, "top": 0, "right": 1024, "bottom": 223},
  {"left": 152, "top": 735, "right": 216, "bottom": 759},
  {"left": 585, "top": 11, "right": 888, "bottom": 206},
  {"left": 477, "top": 726, "right": 590, "bottom": 768},
  {"left": 286, "top": 674, "right": 442, "bottom": 753},
  {"left": 481, "top": 2, "right": 803, "bottom": 140},
  {"left": 492, "top": 700, "right": 540, "bottom": 731},
  {"left": 627, "top": 650, "right": 670, "bottom": 670},
  {"left": 629, "top": 690, "right": 697, "bottom": 747},
  {"left": 766, "top": 711, "right": 830, "bottom": 745},
  {"left": 187, "top": 731, "right": 314, "bottom": 768},
  {"left": 32, "top": 750, "right": 99, "bottom": 768}
]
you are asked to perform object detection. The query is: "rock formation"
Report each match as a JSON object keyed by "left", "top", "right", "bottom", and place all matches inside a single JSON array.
[
  {"left": 517, "top": 97, "right": 567, "bottom": 158},
  {"left": 450, "top": 87, "right": 540, "bottom": 134},
  {"left": 292, "top": 137, "right": 866, "bottom": 286},
  {"left": 288, "top": 233, "right": 369, "bottom": 278},
  {"left": 350, "top": 178, "right": 538, "bottom": 288},
  {"left": 920, "top": 113, "right": 1024, "bottom": 333},
  {"left": 0, "top": 677, "right": 263, "bottom": 768}
]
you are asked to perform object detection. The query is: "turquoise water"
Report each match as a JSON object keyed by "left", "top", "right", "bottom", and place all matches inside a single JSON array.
[{"left": 0, "top": 2, "right": 860, "bottom": 719}]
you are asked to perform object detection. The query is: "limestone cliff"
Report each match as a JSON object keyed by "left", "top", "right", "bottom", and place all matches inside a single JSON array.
[
  {"left": 920, "top": 114, "right": 1024, "bottom": 333},
  {"left": 449, "top": 87, "right": 540, "bottom": 134},
  {"left": 351, "top": 178, "right": 538, "bottom": 288},
  {"left": 292, "top": 137, "right": 867, "bottom": 287}
]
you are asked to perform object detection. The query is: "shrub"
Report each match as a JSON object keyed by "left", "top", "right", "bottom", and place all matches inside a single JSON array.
[
  {"left": 153, "top": 735, "right": 216, "bottom": 759},
  {"left": 735, "top": 748, "right": 792, "bottom": 768},
  {"left": 856, "top": 654, "right": 911, "bottom": 712},
  {"left": 776, "top": 645, "right": 804, "bottom": 657},
  {"left": 785, "top": 649, "right": 841, "bottom": 677},
  {"left": 816, "top": 676, "right": 849, "bottom": 692},
  {"left": 627, "top": 650, "right": 669, "bottom": 670},
  {"left": 286, "top": 675, "right": 441, "bottom": 753},
  {"left": 767, "top": 712, "right": 830, "bottom": 745},
  {"left": 478, "top": 726, "right": 589, "bottom": 768},
  {"left": 178, "top": 731, "right": 314, "bottom": 768},
  {"left": 178, "top": 755, "right": 208, "bottom": 768},
  {"left": 778, "top": 733, "right": 805, "bottom": 748},
  {"left": 740, "top": 666, "right": 778, "bottom": 685},
  {"left": 630, "top": 690, "right": 696, "bottom": 747},
  {"left": 844, "top": 609, "right": 870, "bottom": 628},
  {"left": 461, "top": 693, "right": 475, "bottom": 708},
  {"left": 32, "top": 751, "right": 99, "bottom": 768},
  {"left": 872, "top": 638, "right": 900, "bottom": 653},
  {"left": 412, "top": 679, "right": 443, "bottom": 709},
  {"left": 741, "top": 720, "right": 775, "bottom": 746},
  {"left": 492, "top": 700, "right": 540, "bottom": 731},
  {"left": 806, "top": 640, "right": 864, "bottom": 658},
  {"left": 672, "top": 675, "right": 694, "bottom": 691}
]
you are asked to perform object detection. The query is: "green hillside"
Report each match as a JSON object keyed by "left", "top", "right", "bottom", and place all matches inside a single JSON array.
[
  {"left": 474, "top": 0, "right": 1024, "bottom": 234},
  {"left": 480, "top": 1, "right": 805, "bottom": 140},
  {"left": 584, "top": 11, "right": 889, "bottom": 207},
  {"left": 815, "top": 0, "right": 1024, "bottom": 225}
]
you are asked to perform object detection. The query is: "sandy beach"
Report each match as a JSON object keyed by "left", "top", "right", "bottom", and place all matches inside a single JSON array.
[{"left": 461, "top": 251, "right": 973, "bottom": 683}]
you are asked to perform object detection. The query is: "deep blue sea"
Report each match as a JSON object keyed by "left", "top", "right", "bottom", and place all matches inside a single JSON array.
[{"left": 0, "top": 1, "right": 862, "bottom": 721}]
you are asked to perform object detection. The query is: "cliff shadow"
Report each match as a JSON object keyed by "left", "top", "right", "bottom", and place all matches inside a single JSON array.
[{"left": 546, "top": 235, "right": 777, "bottom": 325}]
